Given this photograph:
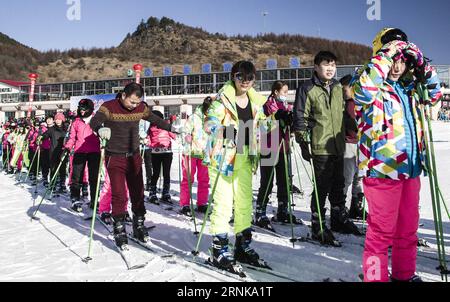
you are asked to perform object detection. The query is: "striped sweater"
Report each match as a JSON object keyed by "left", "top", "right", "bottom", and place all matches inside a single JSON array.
[{"left": 89, "top": 98, "right": 171, "bottom": 154}]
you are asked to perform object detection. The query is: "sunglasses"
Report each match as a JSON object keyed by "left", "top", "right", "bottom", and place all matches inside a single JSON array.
[{"left": 234, "top": 72, "right": 256, "bottom": 82}]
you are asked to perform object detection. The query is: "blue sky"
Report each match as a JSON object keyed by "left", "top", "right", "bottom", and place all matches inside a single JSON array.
[{"left": 1, "top": 0, "right": 449, "bottom": 64}]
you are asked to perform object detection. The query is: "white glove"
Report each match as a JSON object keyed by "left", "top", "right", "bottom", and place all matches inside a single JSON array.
[
  {"left": 139, "top": 132, "right": 147, "bottom": 140},
  {"left": 171, "top": 124, "right": 183, "bottom": 135},
  {"left": 98, "top": 127, "right": 111, "bottom": 141}
]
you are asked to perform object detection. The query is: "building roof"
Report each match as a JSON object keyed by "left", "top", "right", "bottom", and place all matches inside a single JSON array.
[{"left": 0, "top": 80, "right": 30, "bottom": 88}]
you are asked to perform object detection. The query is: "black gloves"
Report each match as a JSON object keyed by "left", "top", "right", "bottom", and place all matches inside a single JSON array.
[
  {"left": 274, "top": 110, "right": 294, "bottom": 128},
  {"left": 295, "top": 131, "right": 312, "bottom": 162}
]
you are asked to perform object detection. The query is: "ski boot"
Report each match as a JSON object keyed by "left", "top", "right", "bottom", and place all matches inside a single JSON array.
[
  {"left": 349, "top": 193, "right": 368, "bottom": 220},
  {"left": 211, "top": 234, "right": 244, "bottom": 276},
  {"left": 273, "top": 203, "right": 303, "bottom": 225},
  {"left": 70, "top": 197, "right": 83, "bottom": 213},
  {"left": 160, "top": 192, "right": 172, "bottom": 205},
  {"left": 234, "top": 228, "right": 271, "bottom": 269},
  {"left": 57, "top": 181, "right": 67, "bottom": 195},
  {"left": 147, "top": 186, "right": 159, "bottom": 205},
  {"left": 100, "top": 212, "right": 112, "bottom": 225},
  {"left": 30, "top": 175, "right": 37, "bottom": 186},
  {"left": 112, "top": 215, "right": 128, "bottom": 249},
  {"left": 253, "top": 210, "right": 275, "bottom": 232},
  {"left": 125, "top": 212, "right": 132, "bottom": 224},
  {"left": 274, "top": 211, "right": 303, "bottom": 225},
  {"left": 330, "top": 206, "right": 364, "bottom": 236},
  {"left": 196, "top": 204, "right": 208, "bottom": 214},
  {"left": 291, "top": 184, "right": 304, "bottom": 196},
  {"left": 180, "top": 206, "right": 192, "bottom": 217},
  {"left": 132, "top": 214, "right": 149, "bottom": 243},
  {"left": 81, "top": 183, "right": 89, "bottom": 198},
  {"left": 391, "top": 275, "right": 423, "bottom": 282},
  {"left": 311, "top": 213, "right": 342, "bottom": 247}
]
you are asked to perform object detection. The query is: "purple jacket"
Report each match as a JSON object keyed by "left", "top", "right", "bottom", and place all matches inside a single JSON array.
[
  {"left": 65, "top": 117, "right": 100, "bottom": 154},
  {"left": 38, "top": 126, "right": 51, "bottom": 150},
  {"left": 262, "top": 96, "right": 292, "bottom": 154}
]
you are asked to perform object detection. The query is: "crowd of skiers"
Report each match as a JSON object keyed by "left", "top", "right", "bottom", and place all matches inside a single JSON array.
[{"left": 0, "top": 27, "right": 444, "bottom": 282}]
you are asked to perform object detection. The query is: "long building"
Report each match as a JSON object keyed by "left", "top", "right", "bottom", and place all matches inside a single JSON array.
[{"left": 1, "top": 65, "right": 449, "bottom": 122}]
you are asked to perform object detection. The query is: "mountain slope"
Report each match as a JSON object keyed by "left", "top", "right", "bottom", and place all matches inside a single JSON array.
[{"left": 1, "top": 17, "right": 371, "bottom": 83}]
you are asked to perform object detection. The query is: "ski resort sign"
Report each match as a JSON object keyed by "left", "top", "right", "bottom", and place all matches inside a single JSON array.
[{"left": 70, "top": 93, "right": 117, "bottom": 113}]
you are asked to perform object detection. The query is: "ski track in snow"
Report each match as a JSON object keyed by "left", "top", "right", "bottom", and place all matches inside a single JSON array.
[{"left": 0, "top": 122, "right": 449, "bottom": 282}]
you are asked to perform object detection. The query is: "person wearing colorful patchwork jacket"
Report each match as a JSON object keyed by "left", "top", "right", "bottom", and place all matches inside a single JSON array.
[
  {"left": 178, "top": 97, "right": 213, "bottom": 216},
  {"left": 352, "top": 28, "right": 442, "bottom": 282},
  {"left": 203, "top": 61, "right": 270, "bottom": 271}
]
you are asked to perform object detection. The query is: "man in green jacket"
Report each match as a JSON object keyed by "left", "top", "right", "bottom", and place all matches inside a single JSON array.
[{"left": 293, "top": 51, "right": 362, "bottom": 246}]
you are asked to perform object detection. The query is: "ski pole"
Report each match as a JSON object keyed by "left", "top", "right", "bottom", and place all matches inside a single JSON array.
[
  {"left": 19, "top": 142, "right": 29, "bottom": 181},
  {"left": 186, "top": 152, "right": 199, "bottom": 235},
  {"left": 5, "top": 144, "right": 11, "bottom": 172},
  {"left": 287, "top": 126, "right": 304, "bottom": 200},
  {"left": 31, "top": 150, "right": 69, "bottom": 220},
  {"left": 281, "top": 139, "right": 297, "bottom": 246},
  {"left": 192, "top": 141, "right": 228, "bottom": 257},
  {"left": 306, "top": 133, "right": 324, "bottom": 242},
  {"left": 259, "top": 140, "right": 284, "bottom": 218},
  {"left": 289, "top": 136, "right": 304, "bottom": 197},
  {"left": 291, "top": 138, "right": 313, "bottom": 185},
  {"left": 158, "top": 164, "right": 163, "bottom": 194},
  {"left": 20, "top": 147, "right": 38, "bottom": 185},
  {"left": 84, "top": 138, "right": 107, "bottom": 262},
  {"left": 362, "top": 195, "right": 367, "bottom": 231},
  {"left": 437, "top": 188, "right": 450, "bottom": 220},
  {"left": 45, "top": 155, "right": 62, "bottom": 200},
  {"left": 47, "top": 165, "right": 60, "bottom": 201},
  {"left": 178, "top": 148, "right": 182, "bottom": 195},
  {"left": 418, "top": 94, "right": 448, "bottom": 280},
  {"left": 34, "top": 147, "right": 41, "bottom": 196},
  {"left": 140, "top": 143, "right": 145, "bottom": 160},
  {"left": 423, "top": 103, "right": 448, "bottom": 280}
]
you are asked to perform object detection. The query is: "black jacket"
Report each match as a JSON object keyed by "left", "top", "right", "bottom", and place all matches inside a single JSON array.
[{"left": 41, "top": 125, "right": 67, "bottom": 155}]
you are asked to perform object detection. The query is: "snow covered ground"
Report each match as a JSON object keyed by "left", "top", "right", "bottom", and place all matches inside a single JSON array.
[{"left": 0, "top": 122, "right": 449, "bottom": 282}]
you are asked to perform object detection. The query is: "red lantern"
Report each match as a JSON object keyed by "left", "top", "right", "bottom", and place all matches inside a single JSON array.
[
  {"left": 27, "top": 73, "right": 39, "bottom": 119},
  {"left": 133, "top": 64, "right": 143, "bottom": 84}
]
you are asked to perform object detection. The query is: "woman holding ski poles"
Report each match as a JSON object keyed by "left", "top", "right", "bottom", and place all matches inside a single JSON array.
[
  {"left": 254, "top": 80, "right": 301, "bottom": 231},
  {"left": 201, "top": 60, "right": 270, "bottom": 273},
  {"left": 39, "top": 113, "right": 69, "bottom": 195},
  {"left": 352, "top": 28, "right": 443, "bottom": 282}
]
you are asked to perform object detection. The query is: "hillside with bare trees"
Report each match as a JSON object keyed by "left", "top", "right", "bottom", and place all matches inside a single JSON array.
[{"left": 0, "top": 17, "right": 371, "bottom": 82}]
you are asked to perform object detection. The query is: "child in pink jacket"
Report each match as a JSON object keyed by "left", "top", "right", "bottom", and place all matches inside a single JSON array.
[
  {"left": 147, "top": 110, "right": 176, "bottom": 204},
  {"left": 64, "top": 99, "right": 100, "bottom": 212}
]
